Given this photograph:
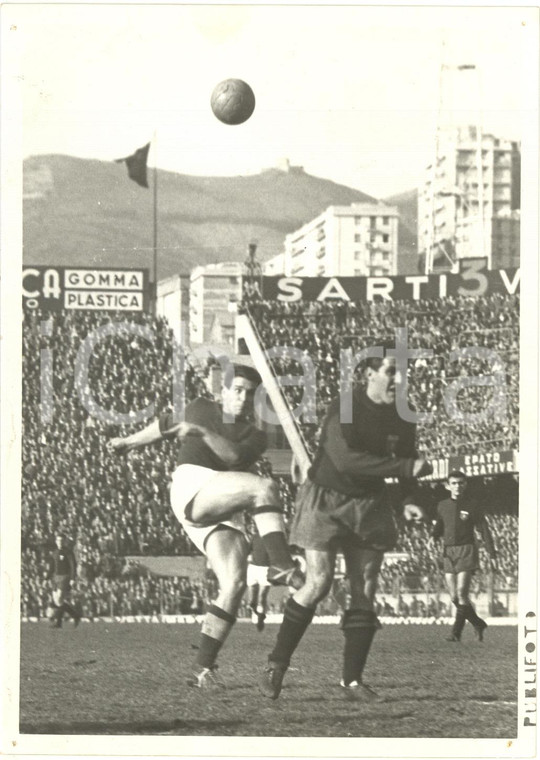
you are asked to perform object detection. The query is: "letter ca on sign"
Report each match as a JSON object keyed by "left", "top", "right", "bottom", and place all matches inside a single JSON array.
[{"left": 22, "top": 268, "right": 62, "bottom": 309}]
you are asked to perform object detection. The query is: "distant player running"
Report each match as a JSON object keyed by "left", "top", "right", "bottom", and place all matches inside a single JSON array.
[
  {"left": 430, "top": 470, "right": 497, "bottom": 642},
  {"left": 109, "top": 362, "right": 303, "bottom": 688},
  {"left": 260, "top": 350, "right": 432, "bottom": 700}
]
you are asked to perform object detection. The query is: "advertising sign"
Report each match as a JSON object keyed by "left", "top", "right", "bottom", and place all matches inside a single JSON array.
[
  {"left": 22, "top": 267, "right": 150, "bottom": 311},
  {"left": 260, "top": 266, "right": 520, "bottom": 303}
]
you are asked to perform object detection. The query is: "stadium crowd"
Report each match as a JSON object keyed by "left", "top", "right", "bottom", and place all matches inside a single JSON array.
[
  {"left": 21, "top": 299, "right": 519, "bottom": 621},
  {"left": 241, "top": 293, "right": 519, "bottom": 458}
]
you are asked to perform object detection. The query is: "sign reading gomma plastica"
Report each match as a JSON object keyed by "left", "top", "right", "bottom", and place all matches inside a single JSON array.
[{"left": 22, "top": 267, "right": 150, "bottom": 311}]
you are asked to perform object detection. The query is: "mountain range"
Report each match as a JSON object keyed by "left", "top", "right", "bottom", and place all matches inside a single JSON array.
[{"left": 23, "top": 154, "right": 418, "bottom": 279}]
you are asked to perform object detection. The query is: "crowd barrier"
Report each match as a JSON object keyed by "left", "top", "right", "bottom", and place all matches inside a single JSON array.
[{"left": 22, "top": 615, "right": 518, "bottom": 626}]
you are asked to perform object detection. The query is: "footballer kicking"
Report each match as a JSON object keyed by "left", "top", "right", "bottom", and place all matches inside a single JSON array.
[
  {"left": 430, "top": 470, "right": 497, "bottom": 642},
  {"left": 109, "top": 362, "right": 303, "bottom": 688},
  {"left": 260, "top": 350, "right": 432, "bottom": 700}
]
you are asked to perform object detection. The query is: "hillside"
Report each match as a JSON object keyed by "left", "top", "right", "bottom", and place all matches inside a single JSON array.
[{"left": 23, "top": 155, "right": 380, "bottom": 278}]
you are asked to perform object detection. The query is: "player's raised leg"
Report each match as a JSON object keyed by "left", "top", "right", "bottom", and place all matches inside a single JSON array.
[
  {"left": 260, "top": 548, "right": 336, "bottom": 699},
  {"left": 190, "top": 472, "right": 303, "bottom": 588},
  {"left": 188, "top": 526, "right": 248, "bottom": 688},
  {"left": 340, "top": 545, "right": 383, "bottom": 699}
]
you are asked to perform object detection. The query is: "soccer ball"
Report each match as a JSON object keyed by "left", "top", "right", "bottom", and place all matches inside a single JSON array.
[{"left": 211, "top": 79, "right": 255, "bottom": 125}]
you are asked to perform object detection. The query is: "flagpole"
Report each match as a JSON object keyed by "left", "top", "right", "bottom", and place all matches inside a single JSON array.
[{"left": 152, "top": 132, "right": 158, "bottom": 314}]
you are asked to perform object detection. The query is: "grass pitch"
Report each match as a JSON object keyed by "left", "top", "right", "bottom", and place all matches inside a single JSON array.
[{"left": 19, "top": 620, "right": 517, "bottom": 737}]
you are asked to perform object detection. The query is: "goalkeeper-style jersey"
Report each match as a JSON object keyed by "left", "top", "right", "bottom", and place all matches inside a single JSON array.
[
  {"left": 159, "top": 397, "right": 267, "bottom": 472},
  {"left": 432, "top": 497, "right": 496, "bottom": 556},
  {"left": 309, "top": 388, "right": 419, "bottom": 498}
]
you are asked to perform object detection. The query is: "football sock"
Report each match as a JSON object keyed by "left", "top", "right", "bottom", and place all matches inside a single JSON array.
[
  {"left": 453, "top": 605, "right": 467, "bottom": 638},
  {"left": 341, "top": 609, "right": 379, "bottom": 685},
  {"left": 62, "top": 601, "right": 78, "bottom": 618},
  {"left": 196, "top": 605, "right": 235, "bottom": 669},
  {"left": 253, "top": 507, "right": 295, "bottom": 569},
  {"left": 249, "top": 587, "right": 259, "bottom": 611},
  {"left": 269, "top": 597, "right": 315, "bottom": 667},
  {"left": 50, "top": 604, "right": 63, "bottom": 625},
  {"left": 461, "top": 603, "right": 484, "bottom": 627}
]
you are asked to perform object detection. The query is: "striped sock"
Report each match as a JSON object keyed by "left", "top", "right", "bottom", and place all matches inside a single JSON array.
[
  {"left": 461, "top": 603, "right": 483, "bottom": 627},
  {"left": 269, "top": 597, "right": 315, "bottom": 667},
  {"left": 252, "top": 506, "right": 295, "bottom": 569},
  {"left": 454, "top": 604, "right": 471, "bottom": 635},
  {"left": 196, "top": 604, "right": 236, "bottom": 669},
  {"left": 341, "top": 609, "right": 379, "bottom": 685},
  {"left": 62, "top": 602, "right": 78, "bottom": 618}
]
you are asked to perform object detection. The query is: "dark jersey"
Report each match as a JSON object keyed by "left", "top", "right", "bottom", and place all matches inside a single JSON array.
[
  {"left": 309, "top": 389, "right": 418, "bottom": 497},
  {"left": 159, "top": 397, "right": 267, "bottom": 472},
  {"left": 51, "top": 547, "right": 76, "bottom": 579},
  {"left": 432, "top": 496, "right": 496, "bottom": 556}
]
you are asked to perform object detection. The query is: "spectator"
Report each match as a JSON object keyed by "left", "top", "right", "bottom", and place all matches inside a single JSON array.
[{"left": 21, "top": 297, "right": 519, "bottom": 617}]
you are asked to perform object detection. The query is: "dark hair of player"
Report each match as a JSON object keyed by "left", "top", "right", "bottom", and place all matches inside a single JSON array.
[
  {"left": 359, "top": 340, "right": 396, "bottom": 374},
  {"left": 222, "top": 363, "right": 261, "bottom": 388},
  {"left": 448, "top": 470, "right": 467, "bottom": 481}
]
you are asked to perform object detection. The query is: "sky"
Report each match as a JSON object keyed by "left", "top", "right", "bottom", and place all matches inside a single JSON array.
[{"left": 7, "top": 3, "right": 537, "bottom": 198}]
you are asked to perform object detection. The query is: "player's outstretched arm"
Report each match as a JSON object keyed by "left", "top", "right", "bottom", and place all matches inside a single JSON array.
[
  {"left": 159, "top": 409, "right": 265, "bottom": 468},
  {"left": 475, "top": 515, "right": 498, "bottom": 571},
  {"left": 324, "top": 413, "right": 433, "bottom": 479},
  {"left": 411, "top": 458, "right": 433, "bottom": 478},
  {"left": 108, "top": 419, "right": 163, "bottom": 453}
]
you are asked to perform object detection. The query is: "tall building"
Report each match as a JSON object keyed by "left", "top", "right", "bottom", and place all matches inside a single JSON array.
[
  {"left": 189, "top": 262, "right": 243, "bottom": 346},
  {"left": 418, "top": 126, "right": 521, "bottom": 271},
  {"left": 264, "top": 202, "right": 399, "bottom": 278},
  {"left": 491, "top": 210, "right": 521, "bottom": 270},
  {"left": 156, "top": 274, "right": 190, "bottom": 342}
]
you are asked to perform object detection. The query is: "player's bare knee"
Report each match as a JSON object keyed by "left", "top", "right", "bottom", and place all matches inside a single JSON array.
[
  {"left": 304, "top": 569, "right": 333, "bottom": 602},
  {"left": 253, "top": 477, "right": 280, "bottom": 507},
  {"left": 222, "top": 573, "right": 247, "bottom": 603}
]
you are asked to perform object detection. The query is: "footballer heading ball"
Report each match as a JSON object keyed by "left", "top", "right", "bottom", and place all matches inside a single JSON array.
[{"left": 211, "top": 78, "right": 255, "bottom": 125}]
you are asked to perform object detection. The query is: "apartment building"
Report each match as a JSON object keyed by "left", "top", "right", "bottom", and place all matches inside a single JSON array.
[
  {"left": 418, "top": 126, "right": 521, "bottom": 269},
  {"left": 264, "top": 202, "right": 399, "bottom": 278}
]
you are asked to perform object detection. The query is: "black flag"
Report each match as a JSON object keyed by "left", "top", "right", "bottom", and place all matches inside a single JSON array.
[{"left": 115, "top": 143, "right": 150, "bottom": 188}]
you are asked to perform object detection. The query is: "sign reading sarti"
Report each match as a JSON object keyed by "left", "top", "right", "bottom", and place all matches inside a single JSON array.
[
  {"left": 22, "top": 267, "right": 149, "bottom": 311},
  {"left": 260, "top": 266, "right": 520, "bottom": 302}
]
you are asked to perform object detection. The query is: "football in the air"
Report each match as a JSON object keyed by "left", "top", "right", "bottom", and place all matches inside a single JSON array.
[{"left": 211, "top": 78, "right": 256, "bottom": 125}]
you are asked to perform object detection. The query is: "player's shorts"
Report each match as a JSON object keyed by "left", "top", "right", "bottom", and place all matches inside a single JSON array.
[
  {"left": 443, "top": 544, "right": 479, "bottom": 573},
  {"left": 169, "top": 464, "right": 248, "bottom": 555},
  {"left": 247, "top": 563, "right": 271, "bottom": 587},
  {"left": 289, "top": 478, "right": 398, "bottom": 552}
]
